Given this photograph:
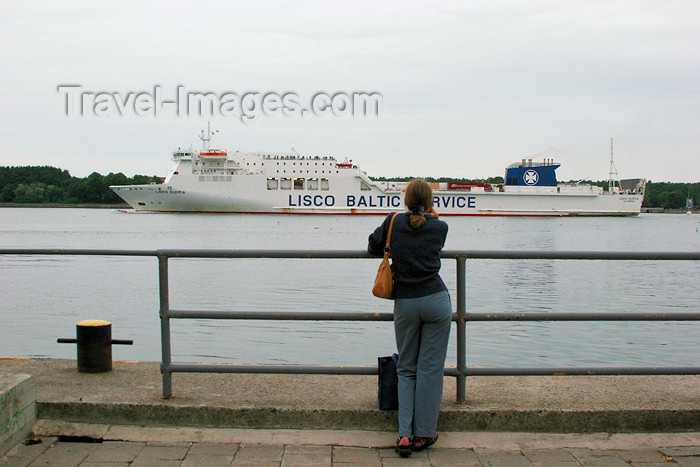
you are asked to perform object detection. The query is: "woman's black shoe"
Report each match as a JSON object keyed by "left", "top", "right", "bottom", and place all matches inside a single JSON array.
[
  {"left": 394, "top": 436, "right": 412, "bottom": 457},
  {"left": 411, "top": 433, "right": 438, "bottom": 451}
]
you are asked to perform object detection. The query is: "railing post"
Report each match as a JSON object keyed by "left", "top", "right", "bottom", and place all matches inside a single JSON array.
[
  {"left": 455, "top": 255, "right": 467, "bottom": 403},
  {"left": 158, "top": 254, "right": 173, "bottom": 399}
]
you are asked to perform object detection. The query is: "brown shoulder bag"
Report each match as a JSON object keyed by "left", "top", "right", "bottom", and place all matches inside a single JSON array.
[{"left": 372, "top": 212, "right": 399, "bottom": 299}]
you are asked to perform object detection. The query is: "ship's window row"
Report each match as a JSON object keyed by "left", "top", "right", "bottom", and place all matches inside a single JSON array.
[
  {"left": 274, "top": 170, "right": 341, "bottom": 174},
  {"left": 263, "top": 155, "right": 336, "bottom": 161},
  {"left": 198, "top": 175, "right": 234, "bottom": 182},
  {"left": 240, "top": 161, "right": 338, "bottom": 166},
  {"left": 199, "top": 169, "right": 239, "bottom": 175},
  {"left": 273, "top": 161, "right": 333, "bottom": 166},
  {"left": 266, "top": 177, "right": 330, "bottom": 191}
]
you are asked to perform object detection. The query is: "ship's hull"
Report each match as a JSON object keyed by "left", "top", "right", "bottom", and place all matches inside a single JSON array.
[{"left": 112, "top": 174, "right": 643, "bottom": 216}]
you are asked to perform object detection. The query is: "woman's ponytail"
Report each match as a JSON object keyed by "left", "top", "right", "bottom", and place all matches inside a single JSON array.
[{"left": 404, "top": 179, "right": 433, "bottom": 229}]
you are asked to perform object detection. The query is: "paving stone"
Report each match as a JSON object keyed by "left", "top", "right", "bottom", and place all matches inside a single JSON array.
[
  {"left": 476, "top": 451, "right": 534, "bottom": 466},
  {"left": 137, "top": 443, "right": 191, "bottom": 460},
  {"left": 607, "top": 449, "right": 666, "bottom": 464},
  {"left": 230, "top": 463, "right": 279, "bottom": 467},
  {"left": 84, "top": 440, "right": 145, "bottom": 462},
  {"left": 660, "top": 447, "right": 700, "bottom": 457},
  {"left": 284, "top": 444, "right": 331, "bottom": 456},
  {"left": 522, "top": 449, "right": 579, "bottom": 465},
  {"left": 332, "top": 462, "right": 380, "bottom": 467},
  {"left": 80, "top": 462, "right": 130, "bottom": 467},
  {"left": 581, "top": 457, "right": 630, "bottom": 467},
  {"left": 130, "top": 458, "right": 183, "bottom": 467},
  {"left": 675, "top": 457, "right": 700, "bottom": 467},
  {"left": 231, "top": 461, "right": 281, "bottom": 467},
  {"left": 381, "top": 457, "right": 432, "bottom": 467},
  {"left": 659, "top": 446, "right": 700, "bottom": 467},
  {"left": 181, "top": 453, "right": 235, "bottom": 466},
  {"left": 234, "top": 444, "right": 284, "bottom": 463},
  {"left": 2, "top": 436, "right": 57, "bottom": 466},
  {"left": 332, "top": 446, "right": 380, "bottom": 464},
  {"left": 282, "top": 454, "right": 330, "bottom": 466},
  {"left": 282, "top": 444, "right": 331, "bottom": 466},
  {"left": 428, "top": 448, "right": 482, "bottom": 466},
  {"left": 568, "top": 448, "right": 629, "bottom": 466},
  {"left": 146, "top": 441, "right": 194, "bottom": 447},
  {"left": 28, "top": 441, "right": 99, "bottom": 466},
  {"left": 2, "top": 455, "right": 35, "bottom": 467},
  {"left": 377, "top": 446, "right": 429, "bottom": 459},
  {"left": 188, "top": 442, "right": 239, "bottom": 456}
]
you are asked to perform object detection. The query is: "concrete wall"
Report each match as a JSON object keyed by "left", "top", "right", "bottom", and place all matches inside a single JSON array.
[{"left": 0, "top": 374, "right": 36, "bottom": 456}]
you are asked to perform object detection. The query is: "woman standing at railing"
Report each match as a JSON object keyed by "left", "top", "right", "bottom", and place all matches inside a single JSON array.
[{"left": 368, "top": 178, "right": 451, "bottom": 457}]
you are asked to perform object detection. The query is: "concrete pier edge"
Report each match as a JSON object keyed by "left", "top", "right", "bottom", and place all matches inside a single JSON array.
[
  {"left": 1, "top": 358, "right": 698, "bottom": 434},
  {"left": 35, "top": 402, "right": 700, "bottom": 433}
]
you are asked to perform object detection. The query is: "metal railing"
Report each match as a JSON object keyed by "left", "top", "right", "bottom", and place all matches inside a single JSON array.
[{"left": 2, "top": 248, "right": 699, "bottom": 403}]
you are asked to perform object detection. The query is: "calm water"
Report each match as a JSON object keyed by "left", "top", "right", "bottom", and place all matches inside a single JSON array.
[{"left": 0, "top": 208, "right": 698, "bottom": 368}]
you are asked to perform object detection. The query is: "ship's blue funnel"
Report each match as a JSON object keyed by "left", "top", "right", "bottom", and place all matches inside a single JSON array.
[{"left": 504, "top": 160, "right": 560, "bottom": 187}]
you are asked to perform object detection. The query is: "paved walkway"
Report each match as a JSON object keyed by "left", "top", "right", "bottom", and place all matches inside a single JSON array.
[{"left": 3, "top": 433, "right": 700, "bottom": 466}]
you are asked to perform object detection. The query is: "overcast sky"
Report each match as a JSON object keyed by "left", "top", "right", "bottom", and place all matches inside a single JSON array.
[{"left": 1, "top": 1, "right": 698, "bottom": 182}]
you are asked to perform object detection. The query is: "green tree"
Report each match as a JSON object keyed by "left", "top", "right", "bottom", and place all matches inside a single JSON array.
[
  {"left": 13, "top": 183, "right": 46, "bottom": 203},
  {"left": 104, "top": 172, "right": 129, "bottom": 186},
  {"left": 1, "top": 184, "right": 15, "bottom": 202},
  {"left": 85, "top": 172, "right": 109, "bottom": 202},
  {"left": 660, "top": 191, "right": 685, "bottom": 209},
  {"left": 45, "top": 185, "right": 66, "bottom": 203}
]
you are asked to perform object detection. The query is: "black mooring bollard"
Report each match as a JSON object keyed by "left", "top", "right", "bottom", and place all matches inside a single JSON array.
[{"left": 57, "top": 320, "right": 133, "bottom": 373}]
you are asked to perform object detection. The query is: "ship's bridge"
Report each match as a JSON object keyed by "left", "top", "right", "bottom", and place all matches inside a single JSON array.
[{"left": 172, "top": 149, "right": 193, "bottom": 160}]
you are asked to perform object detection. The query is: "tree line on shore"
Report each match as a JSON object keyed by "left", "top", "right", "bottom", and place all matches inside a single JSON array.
[
  {"left": 1, "top": 165, "right": 698, "bottom": 209},
  {"left": 0, "top": 166, "right": 160, "bottom": 204}
]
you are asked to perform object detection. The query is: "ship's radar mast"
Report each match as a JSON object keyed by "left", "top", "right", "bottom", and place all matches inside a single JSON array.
[
  {"left": 199, "top": 121, "right": 217, "bottom": 152},
  {"left": 608, "top": 137, "right": 620, "bottom": 193}
]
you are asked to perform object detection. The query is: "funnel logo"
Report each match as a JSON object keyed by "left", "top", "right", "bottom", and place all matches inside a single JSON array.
[{"left": 523, "top": 170, "right": 539, "bottom": 185}]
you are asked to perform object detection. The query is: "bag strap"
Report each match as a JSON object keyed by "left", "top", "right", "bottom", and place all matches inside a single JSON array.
[{"left": 384, "top": 212, "right": 400, "bottom": 257}]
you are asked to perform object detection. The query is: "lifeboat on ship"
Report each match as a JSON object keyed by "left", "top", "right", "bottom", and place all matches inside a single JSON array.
[
  {"left": 336, "top": 158, "right": 353, "bottom": 168},
  {"left": 197, "top": 122, "right": 227, "bottom": 159},
  {"left": 199, "top": 149, "right": 227, "bottom": 159}
]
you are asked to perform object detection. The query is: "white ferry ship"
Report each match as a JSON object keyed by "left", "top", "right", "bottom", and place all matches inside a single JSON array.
[{"left": 110, "top": 126, "right": 646, "bottom": 216}]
